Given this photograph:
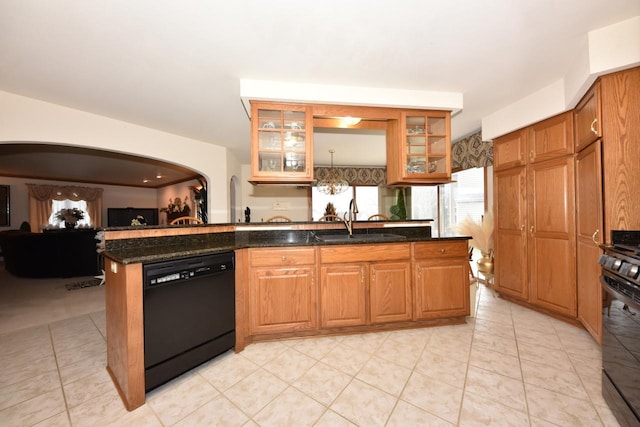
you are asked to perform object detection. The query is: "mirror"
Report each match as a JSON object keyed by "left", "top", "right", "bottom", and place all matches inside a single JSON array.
[{"left": 313, "top": 126, "right": 386, "bottom": 167}]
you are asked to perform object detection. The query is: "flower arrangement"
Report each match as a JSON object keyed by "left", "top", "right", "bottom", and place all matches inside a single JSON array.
[
  {"left": 161, "top": 196, "right": 191, "bottom": 214},
  {"left": 455, "top": 211, "right": 494, "bottom": 256},
  {"left": 131, "top": 215, "right": 147, "bottom": 226},
  {"left": 55, "top": 208, "right": 85, "bottom": 223}
]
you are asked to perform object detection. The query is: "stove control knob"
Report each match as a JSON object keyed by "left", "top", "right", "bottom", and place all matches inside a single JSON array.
[
  {"left": 605, "top": 257, "right": 616, "bottom": 269},
  {"left": 628, "top": 264, "right": 640, "bottom": 279},
  {"left": 620, "top": 262, "right": 631, "bottom": 275},
  {"left": 598, "top": 254, "right": 608, "bottom": 265},
  {"left": 612, "top": 259, "right": 623, "bottom": 270}
]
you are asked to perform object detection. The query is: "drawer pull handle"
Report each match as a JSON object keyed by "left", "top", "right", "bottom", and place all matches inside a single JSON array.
[
  {"left": 282, "top": 256, "right": 286, "bottom": 261},
  {"left": 440, "top": 249, "right": 446, "bottom": 254},
  {"left": 590, "top": 118, "right": 598, "bottom": 135}
]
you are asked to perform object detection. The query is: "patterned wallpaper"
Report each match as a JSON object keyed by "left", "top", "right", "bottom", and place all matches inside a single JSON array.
[
  {"left": 452, "top": 131, "right": 494, "bottom": 170},
  {"left": 313, "top": 167, "right": 386, "bottom": 186}
]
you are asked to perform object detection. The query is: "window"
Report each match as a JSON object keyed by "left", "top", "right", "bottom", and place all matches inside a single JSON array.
[
  {"left": 440, "top": 167, "right": 485, "bottom": 236},
  {"left": 311, "top": 186, "right": 381, "bottom": 221},
  {"left": 410, "top": 186, "right": 439, "bottom": 225},
  {"left": 312, "top": 167, "right": 486, "bottom": 232},
  {"left": 411, "top": 167, "right": 485, "bottom": 236},
  {"left": 49, "top": 199, "right": 92, "bottom": 228}
]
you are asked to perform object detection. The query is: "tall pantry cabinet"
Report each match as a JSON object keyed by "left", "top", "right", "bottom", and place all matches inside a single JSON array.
[
  {"left": 493, "top": 66, "right": 640, "bottom": 340},
  {"left": 494, "top": 112, "right": 577, "bottom": 318},
  {"left": 575, "top": 67, "right": 640, "bottom": 343}
]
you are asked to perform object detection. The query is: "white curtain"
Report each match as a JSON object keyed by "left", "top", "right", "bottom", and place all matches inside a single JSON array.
[{"left": 26, "top": 184, "right": 103, "bottom": 232}]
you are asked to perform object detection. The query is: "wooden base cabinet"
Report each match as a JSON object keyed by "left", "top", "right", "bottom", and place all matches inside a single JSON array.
[
  {"left": 369, "top": 261, "right": 412, "bottom": 324},
  {"left": 238, "top": 240, "right": 469, "bottom": 349},
  {"left": 248, "top": 247, "right": 317, "bottom": 335},
  {"left": 320, "top": 260, "right": 411, "bottom": 327},
  {"left": 413, "top": 241, "right": 469, "bottom": 319},
  {"left": 320, "top": 264, "right": 367, "bottom": 328},
  {"left": 319, "top": 243, "right": 412, "bottom": 328}
]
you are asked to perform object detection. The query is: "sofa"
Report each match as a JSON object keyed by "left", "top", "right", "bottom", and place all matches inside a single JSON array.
[{"left": 0, "top": 229, "right": 100, "bottom": 278}]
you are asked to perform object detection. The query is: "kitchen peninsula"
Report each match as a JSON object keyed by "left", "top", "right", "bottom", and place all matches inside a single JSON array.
[{"left": 103, "top": 220, "right": 470, "bottom": 410}]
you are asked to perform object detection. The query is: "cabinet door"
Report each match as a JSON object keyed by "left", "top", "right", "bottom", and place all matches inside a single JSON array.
[
  {"left": 250, "top": 102, "right": 314, "bottom": 184},
  {"left": 600, "top": 68, "right": 640, "bottom": 235},
  {"left": 250, "top": 267, "right": 317, "bottom": 334},
  {"left": 529, "top": 112, "right": 574, "bottom": 163},
  {"left": 528, "top": 156, "right": 576, "bottom": 317},
  {"left": 369, "top": 261, "right": 412, "bottom": 324},
  {"left": 387, "top": 110, "right": 451, "bottom": 184},
  {"left": 574, "top": 82, "right": 601, "bottom": 152},
  {"left": 493, "top": 129, "right": 526, "bottom": 171},
  {"left": 494, "top": 166, "right": 528, "bottom": 299},
  {"left": 576, "top": 141, "right": 603, "bottom": 343},
  {"left": 320, "top": 264, "right": 367, "bottom": 328},
  {"left": 414, "top": 259, "right": 469, "bottom": 319}
]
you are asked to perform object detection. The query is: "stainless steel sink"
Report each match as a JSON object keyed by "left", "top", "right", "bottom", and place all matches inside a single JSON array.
[{"left": 315, "top": 233, "right": 406, "bottom": 242}]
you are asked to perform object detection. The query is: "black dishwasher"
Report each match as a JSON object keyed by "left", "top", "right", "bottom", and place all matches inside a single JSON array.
[{"left": 143, "top": 252, "right": 235, "bottom": 391}]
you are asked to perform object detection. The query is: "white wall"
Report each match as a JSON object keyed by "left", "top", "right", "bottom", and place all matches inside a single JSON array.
[
  {"left": 157, "top": 179, "right": 201, "bottom": 225},
  {"left": 239, "top": 165, "right": 309, "bottom": 222},
  {"left": 0, "top": 176, "right": 157, "bottom": 230},
  {"left": 482, "top": 17, "right": 640, "bottom": 140},
  {"left": 0, "top": 91, "right": 231, "bottom": 222},
  {"left": 226, "top": 150, "right": 244, "bottom": 224}
]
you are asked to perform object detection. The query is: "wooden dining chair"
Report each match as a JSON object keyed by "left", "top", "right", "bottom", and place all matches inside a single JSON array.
[
  {"left": 265, "top": 215, "right": 292, "bottom": 223},
  {"left": 318, "top": 214, "right": 344, "bottom": 222},
  {"left": 170, "top": 216, "right": 204, "bottom": 225},
  {"left": 367, "top": 214, "right": 390, "bottom": 221}
]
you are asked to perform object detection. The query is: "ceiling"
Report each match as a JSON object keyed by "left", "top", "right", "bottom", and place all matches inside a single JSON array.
[
  {"left": 0, "top": 143, "right": 201, "bottom": 188},
  {"left": 1, "top": 1, "right": 639, "bottom": 185}
]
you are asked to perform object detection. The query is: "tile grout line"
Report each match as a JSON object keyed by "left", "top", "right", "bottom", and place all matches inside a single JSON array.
[
  {"left": 48, "top": 322, "right": 74, "bottom": 427},
  {"left": 510, "top": 299, "right": 534, "bottom": 427}
]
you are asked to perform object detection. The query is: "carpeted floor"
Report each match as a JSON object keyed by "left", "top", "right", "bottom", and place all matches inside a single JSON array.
[{"left": 0, "top": 262, "right": 105, "bottom": 335}]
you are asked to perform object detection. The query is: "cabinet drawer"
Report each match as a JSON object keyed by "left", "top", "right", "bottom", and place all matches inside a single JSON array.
[
  {"left": 320, "top": 243, "right": 410, "bottom": 264},
  {"left": 250, "top": 247, "right": 315, "bottom": 267},
  {"left": 413, "top": 241, "right": 468, "bottom": 258}
]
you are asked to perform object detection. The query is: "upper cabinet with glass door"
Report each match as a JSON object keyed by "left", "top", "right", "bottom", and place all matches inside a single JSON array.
[
  {"left": 250, "top": 102, "right": 314, "bottom": 184},
  {"left": 386, "top": 110, "right": 451, "bottom": 185}
]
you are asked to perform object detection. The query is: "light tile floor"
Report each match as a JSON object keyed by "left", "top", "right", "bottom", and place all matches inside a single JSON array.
[{"left": 0, "top": 285, "right": 622, "bottom": 426}]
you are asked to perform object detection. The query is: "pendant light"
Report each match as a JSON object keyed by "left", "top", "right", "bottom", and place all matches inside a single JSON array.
[{"left": 317, "top": 149, "right": 349, "bottom": 195}]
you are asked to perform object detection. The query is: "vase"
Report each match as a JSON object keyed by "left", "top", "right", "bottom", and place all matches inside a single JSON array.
[{"left": 477, "top": 251, "right": 494, "bottom": 275}]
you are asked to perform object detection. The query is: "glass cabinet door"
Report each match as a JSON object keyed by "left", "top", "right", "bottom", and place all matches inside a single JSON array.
[
  {"left": 403, "top": 112, "right": 449, "bottom": 179},
  {"left": 251, "top": 103, "right": 313, "bottom": 183}
]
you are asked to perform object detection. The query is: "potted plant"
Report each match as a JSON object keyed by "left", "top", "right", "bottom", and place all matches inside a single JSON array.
[
  {"left": 456, "top": 212, "right": 494, "bottom": 274},
  {"left": 161, "top": 196, "right": 191, "bottom": 223},
  {"left": 55, "top": 208, "right": 85, "bottom": 229}
]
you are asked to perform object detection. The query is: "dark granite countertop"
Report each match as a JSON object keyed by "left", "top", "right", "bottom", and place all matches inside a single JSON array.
[{"left": 105, "top": 226, "right": 469, "bottom": 264}]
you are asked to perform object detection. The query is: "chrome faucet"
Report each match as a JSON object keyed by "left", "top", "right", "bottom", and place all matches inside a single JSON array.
[{"left": 344, "top": 198, "right": 359, "bottom": 237}]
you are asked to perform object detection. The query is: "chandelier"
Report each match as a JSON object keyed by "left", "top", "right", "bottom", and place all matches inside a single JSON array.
[{"left": 317, "top": 149, "right": 349, "bottom": 195}]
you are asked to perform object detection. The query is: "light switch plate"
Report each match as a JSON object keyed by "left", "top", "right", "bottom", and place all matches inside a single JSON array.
[
  {"left": 273, "top": 201, "right": 290, "bottom": 211},
  {"left": 110, "top": 261, "right": 118, "bottom": 273}
]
